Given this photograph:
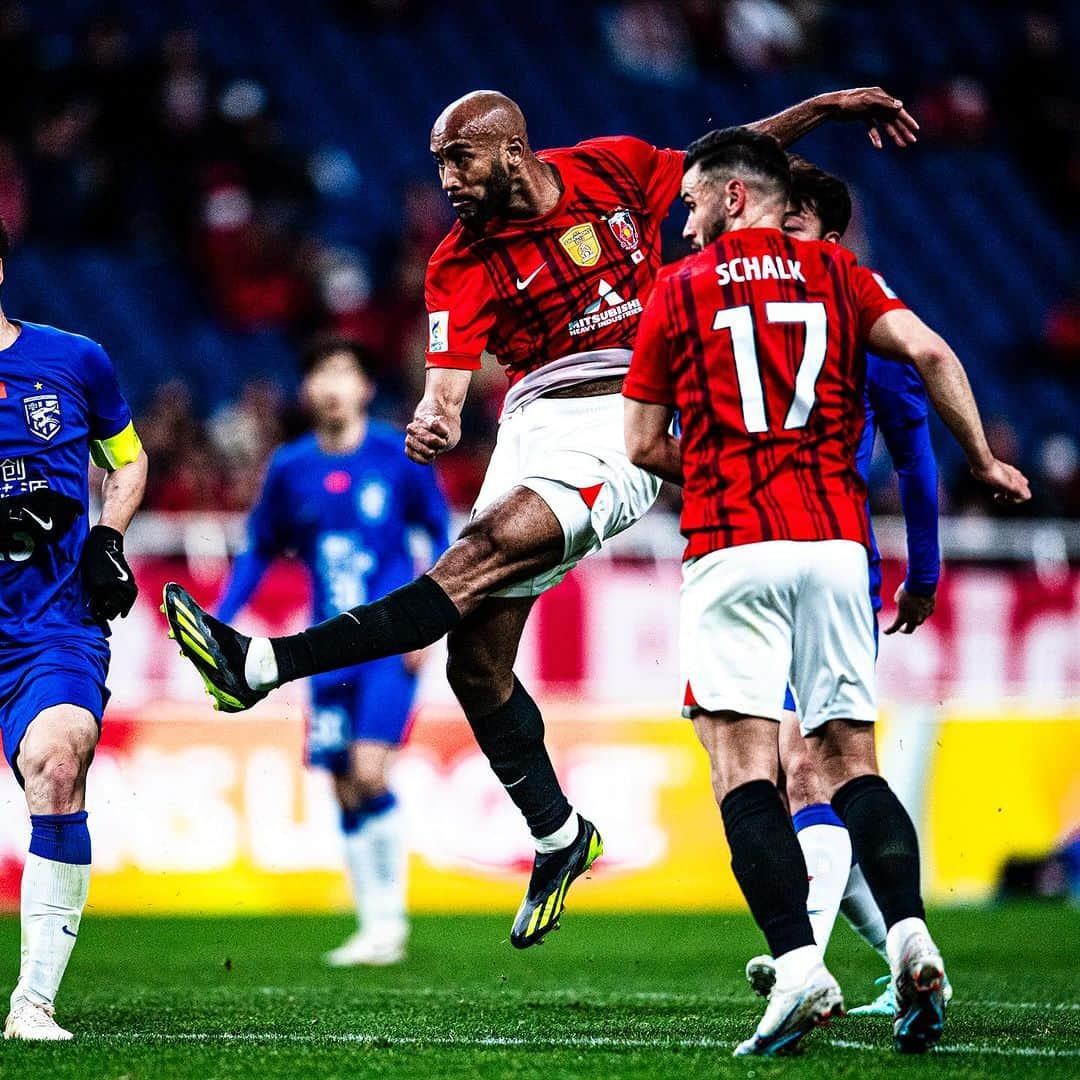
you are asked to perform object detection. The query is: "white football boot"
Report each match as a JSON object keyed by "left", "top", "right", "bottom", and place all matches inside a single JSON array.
[
  {"left": 887, "top": 921, "right": 947, "bottom": 1053},
  {"left": 734, "top": 963, "right": 844, "bottom": 1057},
  {"left": 745, "top": 954, "right": 777, "bottom": 998},
  {"left": 323, "top": 926, "right": 407, "bottom": 968},
  {"left": 4, "top": 996, "right": 73, "bottom": 1041}
]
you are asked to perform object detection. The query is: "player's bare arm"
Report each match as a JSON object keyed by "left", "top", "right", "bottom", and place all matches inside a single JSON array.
[
  {"left": 405, "top": 368, "right": 471, "bottom": 465},
  {"left": 867, "top": 309, "right": 1030, "bottom": 503},
  {"left": 623, "top": 399, "right": 681, "bottom": 486},
  {"left": 747, "top": 87, "right": 919, "bottom": 150},
  {"left": 98, "top": 449, "right": 148, "bottom": 534},
  {"left": 83, "top": 447, "right": 147, "bottom": 623}
]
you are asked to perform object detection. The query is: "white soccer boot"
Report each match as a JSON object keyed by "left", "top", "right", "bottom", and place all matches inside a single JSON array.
[
  {"left": 744, "top": 954, "right": 777, "bottom": 998},
  {"left": 4, "top": 995, "right": 73, "bottom": 1041},
  {"left": 850, "top": 971, "right": 953, "bottom": 1018},
  {"left": 888, "top": 921, "right": 947, "bottom": 1053},
  {"left": 734, "top": 963, "right": 844, "bottom": 1056},
  {"left": 323, "top": 926, "right": 407, "bottom": 968}
]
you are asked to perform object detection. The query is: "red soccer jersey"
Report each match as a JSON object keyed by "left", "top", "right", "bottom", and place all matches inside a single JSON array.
[
  {"left": 624, "top": 228, "right": 907, "bottom": 557},
  {"left": 425, "top": 136, "right": 683, "bottom": 409}
]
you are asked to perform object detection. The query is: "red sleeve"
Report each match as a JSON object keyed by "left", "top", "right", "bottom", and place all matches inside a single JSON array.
[
  {"left": 424, "top": 236, "right": 496, "bottom": 370},
  {"left": 624, "top": 274, "right": 676, "bottom": 405},
  {"left": 851, "top": 264, "right": 907, "bottom": 340},
  {"left": 583, "top": 136, "right": 684, "bottom": 216}
]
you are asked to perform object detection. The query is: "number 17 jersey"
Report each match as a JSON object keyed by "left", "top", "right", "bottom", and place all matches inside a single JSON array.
[{"left": 624, "top": 228, "right": 906, "bottom": 558}]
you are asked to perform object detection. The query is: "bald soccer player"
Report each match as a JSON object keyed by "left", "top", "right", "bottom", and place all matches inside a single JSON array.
[{"left": 164, "top": 87, "right": 919, "bottom": 949}]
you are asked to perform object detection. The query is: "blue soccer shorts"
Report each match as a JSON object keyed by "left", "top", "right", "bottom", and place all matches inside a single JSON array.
[
  {"left": 306, "top": 654, "right": 418, "bottom": 773},
  {"left": 0, "top": 634, "right": 110, "bottom": 786}
]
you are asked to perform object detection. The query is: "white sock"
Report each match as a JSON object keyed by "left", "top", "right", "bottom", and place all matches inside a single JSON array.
[
  {"left": 886, "top": 915, "right": 933, "bottom": 973},
  {"left": 840, "top": 862, "right": 889, "bottom": 963},
  {"left": 534, "top": 811, "right": 579, "bottom": 854},
  {"left": 796, "top": 822, "right": 852, "bottom": 958},
  {"left": 16, "top": 853, "right": 90, "bottom": 1006},
  {"left": 244, "top": 636, "right": 280, "bottom": 692},
  {"left": 343, "top": 799, "right": 408, "bottom": 941},
  {"left": 773, "top": 943, "right": 820, "bottom": 989}
]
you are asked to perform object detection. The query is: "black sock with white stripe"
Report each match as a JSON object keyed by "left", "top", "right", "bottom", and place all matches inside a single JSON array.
[
  {"left": 467, "top": 677, "right": 572, "bottom": 841},
  {"left": 271, "top": 575, "right": 460, "bottom": 684}
]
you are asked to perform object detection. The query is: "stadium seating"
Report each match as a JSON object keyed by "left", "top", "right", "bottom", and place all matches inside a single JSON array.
[{"left": 9, "top": 0, "right": 1077, "bottom": 451}]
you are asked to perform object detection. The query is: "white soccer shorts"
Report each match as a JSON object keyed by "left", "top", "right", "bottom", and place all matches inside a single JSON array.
[
  {"left": 680, "top": 539, "right": 877, "bottom": 733},
  {"left": 471, "top": 392, "right": 661, "bottom": 598}
]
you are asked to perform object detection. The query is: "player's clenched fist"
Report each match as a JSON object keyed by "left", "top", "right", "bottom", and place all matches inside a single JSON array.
[
  {"left": 81, "top": 524, "right": 138, "bottom": 621},
  {"left": 405, "top": 413, "right": 459, "bottom": 465}
]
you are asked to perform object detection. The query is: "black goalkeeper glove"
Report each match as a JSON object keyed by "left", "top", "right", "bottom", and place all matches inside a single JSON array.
[{"left": 81, "top": 525, "right": 138, "bottom": 621}]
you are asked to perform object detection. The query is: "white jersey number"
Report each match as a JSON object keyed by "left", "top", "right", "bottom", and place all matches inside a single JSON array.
[{"left": 712, "top": 302, "right": 828, "bottom": 433}]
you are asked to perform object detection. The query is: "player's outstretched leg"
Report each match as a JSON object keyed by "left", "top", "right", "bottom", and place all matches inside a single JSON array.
[
  {"left": 831, "top": 773, "right": 947, "bottom": 1052},
  {"left": 165, "top": 489, "right": 570, "bottom": 714},
  {"left": 163, "top": 574, "right": 461, "bottom": 712}
]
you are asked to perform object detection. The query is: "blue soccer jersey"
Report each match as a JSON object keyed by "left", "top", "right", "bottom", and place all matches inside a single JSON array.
[
  {"left": 218, "top": 420, "right": 451, "bottom": 637},
  {"left": 0, "top": 322, "right": 134, "bottom": 643}
]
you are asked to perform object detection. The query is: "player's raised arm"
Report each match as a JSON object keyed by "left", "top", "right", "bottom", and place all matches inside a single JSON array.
[
  {"left": 867, "top": 308, "right": 1030, "bottom": 504},
  {"left": 405, "top": 367, "right": 472, "bottom": 465},
  {"left": 747, "top": 87, "right": 919, "bottom": 150}
]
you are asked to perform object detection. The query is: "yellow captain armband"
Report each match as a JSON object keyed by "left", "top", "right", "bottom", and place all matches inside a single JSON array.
[{"left": 90, "top": 420, "right": 143, "bottom": 471}]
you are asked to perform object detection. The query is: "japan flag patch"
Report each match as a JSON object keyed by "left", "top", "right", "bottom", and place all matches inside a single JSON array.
[{"left": 428, "top": 311, "right": 449, "bottom": 353}]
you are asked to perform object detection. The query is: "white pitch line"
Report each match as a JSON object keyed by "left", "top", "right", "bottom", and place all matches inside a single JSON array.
[
  {"left": 829, "top": 1039, "right": 1080, "bottom": 1059},
  {"left": 254, "top": 985, "right": 1080, "bottom": 1012},
  {"left": 115, "top": 1031, "right": 1080, "bottom": 1058}
]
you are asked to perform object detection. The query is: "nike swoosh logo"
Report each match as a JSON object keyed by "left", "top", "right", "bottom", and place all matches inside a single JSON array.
[
  {"left": 61, "top": 925, "right": 77, "bottom": 938},
  {"left": 21, "top": 508, "right": 52, "bottom": 531},
  {"left": 105, "top": 548, "right": 130, "bottom": 582},
  {"left": 515, "top": 263, "right": 546, "bottom": 290}
]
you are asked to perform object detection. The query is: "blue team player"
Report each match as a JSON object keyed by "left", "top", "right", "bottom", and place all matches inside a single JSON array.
[
  {"left": 215, "top": 337, "right": 449, "bottom": 967},
  {"left": 744, "top": 161, "right": 950, "bottom": 1018},
  {"left": 0, "top": 217, "right": 147, "bottom": 1040}
]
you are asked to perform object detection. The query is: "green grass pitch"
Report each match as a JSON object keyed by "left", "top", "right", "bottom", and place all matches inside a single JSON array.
[{"left": 1, "top": 904, "right": 1077, "bottom": 1078}]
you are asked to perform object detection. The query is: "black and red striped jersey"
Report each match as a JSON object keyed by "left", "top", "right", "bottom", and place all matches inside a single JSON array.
[
  {"left": 624, "top": 228, "right": 907, "bottom": 557},
  {"left": 424, "top": 136, "right": 683, "bottom": 407}
]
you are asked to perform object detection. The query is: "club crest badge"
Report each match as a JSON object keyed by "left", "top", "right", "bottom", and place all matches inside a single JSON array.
[
  {"left": 23, "top": 393, "right": 62, "bottom": 442},
  {"left": 606, "top": 209, "right": 640, "bottom": 252},
  {"left": 559, "top": 223, "right": 602, "bottom": 268}
]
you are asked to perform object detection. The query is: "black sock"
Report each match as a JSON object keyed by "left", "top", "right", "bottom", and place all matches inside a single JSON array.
[
  {"left": 832, "top": 773, "right": 925, "bottom": 928},
  {"left": 720, "top": 779, "right": 816, "bottom": 958},
  {"left": 467, "top": 677, "right": 572, "bottom": 840},
  {"left": 271, "top": 575, "right": 460, "bottom": 684}
]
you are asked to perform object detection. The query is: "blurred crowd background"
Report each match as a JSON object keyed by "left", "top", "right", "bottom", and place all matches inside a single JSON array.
[{"left": 0, "top": 0, "right": 1077, "bottom": 518}]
